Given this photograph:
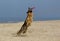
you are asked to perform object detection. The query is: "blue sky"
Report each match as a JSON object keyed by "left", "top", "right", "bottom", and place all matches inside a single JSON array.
[{"left": 0, "top": 0, "right": 60, "bottom": 21}]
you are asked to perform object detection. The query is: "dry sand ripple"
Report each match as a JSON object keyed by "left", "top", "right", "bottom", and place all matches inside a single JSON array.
[{"left": 0, "top": 20, "right": 60, "bottom": 41}]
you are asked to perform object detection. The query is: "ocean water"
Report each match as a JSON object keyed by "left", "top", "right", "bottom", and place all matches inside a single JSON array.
[
  {"left": 0, "top": 0, "right": 60, "bottom": 23},
  {"left": 0, "top": 17, "right": 60, "bottom": 23}
]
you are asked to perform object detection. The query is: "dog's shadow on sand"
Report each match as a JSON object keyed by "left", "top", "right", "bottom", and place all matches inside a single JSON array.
[
  {"left": 12, "top": 33, "right": 27, "bottom": 37},
  {"left": 19, "top": 34, "right": 27, "bottom": 37}
]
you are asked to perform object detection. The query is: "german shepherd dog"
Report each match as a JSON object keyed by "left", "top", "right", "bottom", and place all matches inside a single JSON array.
[{"left": 17, "top": 7, "right": 34, "bottom": 35}]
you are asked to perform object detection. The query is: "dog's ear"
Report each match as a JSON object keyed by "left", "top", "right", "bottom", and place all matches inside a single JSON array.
[
  {"left": 28, "top": 7, "right": 31, "bottom": 10},
  {"left": 31, "top": 7, "right": 35, "bottom": 10},
  {"left": 28, "top": 7, "right": 32, "bottom": 11},
  {"left": 26, "top": 7, "right": 32, "bottom": 13}
]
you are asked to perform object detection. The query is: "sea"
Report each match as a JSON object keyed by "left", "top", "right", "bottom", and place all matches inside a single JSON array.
[{"left": 0, "top": 17, "right": 60, "bottom": 23}]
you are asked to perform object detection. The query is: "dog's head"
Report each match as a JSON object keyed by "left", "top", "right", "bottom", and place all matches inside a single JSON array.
[{"left": 27, "top": 7, "right": 35, "bottom": 13}]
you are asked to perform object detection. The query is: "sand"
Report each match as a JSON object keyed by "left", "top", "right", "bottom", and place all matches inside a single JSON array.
[{"left": 0, "top": 20, "right": 60, "bottom": 41}]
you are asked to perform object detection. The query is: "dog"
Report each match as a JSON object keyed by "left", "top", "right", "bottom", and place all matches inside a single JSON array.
[{"left": 17, "top": 7, "right": 34, "bottom": 35}]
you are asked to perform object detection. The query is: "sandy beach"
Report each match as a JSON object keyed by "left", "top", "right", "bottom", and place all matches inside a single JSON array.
[{"left": 0, "top": 20, "right": 60, "bottom": 41}]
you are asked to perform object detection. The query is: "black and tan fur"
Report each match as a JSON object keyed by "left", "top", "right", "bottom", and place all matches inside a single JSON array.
[{"left": 17, "top": 7, "right": 33, "bottom": 35}]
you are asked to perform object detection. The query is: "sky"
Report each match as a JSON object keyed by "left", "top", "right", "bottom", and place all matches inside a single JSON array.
[{"left": 0, "top": 0, "right": 60, "bottom": 22}]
